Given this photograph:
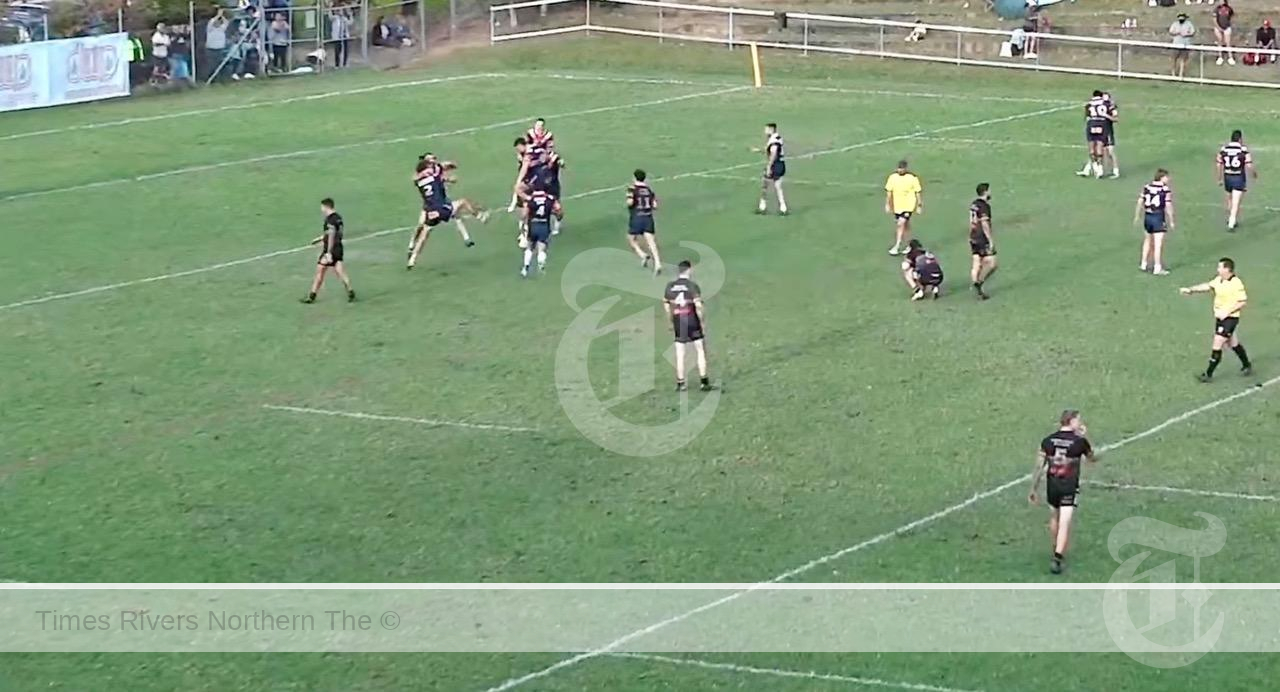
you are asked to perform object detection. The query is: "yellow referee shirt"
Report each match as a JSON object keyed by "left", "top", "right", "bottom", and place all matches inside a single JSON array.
[
  {"left": 1209, "top": 275, "right": 1247, "bottom": 318},
  {"left": 885, "top": 172, "right": 922, "bottom": 214}
]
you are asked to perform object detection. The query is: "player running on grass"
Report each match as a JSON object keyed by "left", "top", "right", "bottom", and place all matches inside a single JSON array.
[
  {"left": 626, "top": 169, "right": 662, "bottom": 275},
  {"left": 302, "top": 198, "right": 355, "bottom": 304},
  {"left": 1028, "top": 409, "right": 1098, "bottom": 575},
  {"left": 519, "top": 179, "right": 561, "bottom": 277}
]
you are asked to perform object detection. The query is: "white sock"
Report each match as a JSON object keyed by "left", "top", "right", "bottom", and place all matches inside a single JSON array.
[
  {"left": 757, "top": 198, "right": 767, "bottom": 211},
  {"left": 536, "top": 249, "right": 547, "bottom": 268},
  {"left": 552, "top": 217, "right": 561, "bottom": 234},
  {"left": 522, "top": 249, "right": 533, "bottom": 268},
  {"left": 456, "top": 220, "right": 471, "bottom": 243}
]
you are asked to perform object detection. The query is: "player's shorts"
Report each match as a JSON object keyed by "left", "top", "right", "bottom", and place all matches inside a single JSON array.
[
  {"left": 425, "top": 202, "right": 454, "bottom": 227},
  {"left": 1047, "top": 477, "right": 1079, "bottom": 509},
  {"left": 894, "top": 211, "right": 913, "bottom": 222},
  {"left": 1143, "top": 213, "right": 1167, "bottom": 234},
  {"left": 969, "top": 237, "right": 996, "bottom": 257},
  {"left": 629, "top": 215, "right": 655, "bottom": 236},
  {"left": 1224, "top": 174, "right": 1247, "bottom": 193},
  {"left": 1086, "top": 121, "right": 1108, "bottom": 144},
  {"left": 527, "top": 220, "right": 552, "bottom": 245},
  {"left": 546, "top": 180, "right": 561, "bottom": 200},
  {"left": 319, "top": 244, "right": 343, "bottom": 265},
  {"left": 1215, "top": 316, "right": 1240, "bottom": 338},
  {"left": 765, "top": 161, "right": 787, "bottom": 180},
  {"left": 672, "top": 314, "right": 704, "bottom": 344},
  {"left": 917, "top": 270, "right": 943, "bottom": 287}
]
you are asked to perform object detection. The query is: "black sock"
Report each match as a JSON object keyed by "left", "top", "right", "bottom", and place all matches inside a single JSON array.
[
  {"left": 307, "top": 292, "right": 316, "bottom": 300},
  {"left": 1053, "top": 551, "right": 1063, "bottom": 560},
  {"left": 1206, "top": 349, "right": 1223, "bottom": 376},
  {"left": 700, "top": 376, "right": 710, "bottom": 386},
  {"left": 1233, "top": 344, "right": 1251, "bottom": 368}
]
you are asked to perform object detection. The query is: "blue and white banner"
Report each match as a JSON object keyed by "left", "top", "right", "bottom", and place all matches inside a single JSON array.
[{"left": 0, "top": 33, "right": 130, "bottom": 113}]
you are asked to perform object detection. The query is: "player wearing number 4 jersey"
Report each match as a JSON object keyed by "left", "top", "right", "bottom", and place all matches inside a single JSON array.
[
  {"left": 1133, "top": 169, "right": 1175, "bottom": 276},
  {"left": 1027, "top": 410, "right": 1098, "bottom": 576},
  {"left": 1217, "top": 129, "right": 1257, "bottom": 231},
  {"left": 663, "top": 261, "right": 712, "bottom": 392},
  {"left": 1181, "top": 257, "right": 1253, "bottom": 383}
]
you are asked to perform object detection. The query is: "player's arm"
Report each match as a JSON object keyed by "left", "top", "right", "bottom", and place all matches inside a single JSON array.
[
  {"left": 914, "top": 180, "right": 923, "bottom": 214},
  {"left": 1248, "top": 154, "right": 1258, "bottom": 180},
  {"left": 321, "top": 225, "right": 337, "bottom": 258},
  {"left": 553, "top": 200, "right": 564, "bottom": 220},
  {"left": 513, "top": 158, "right": 531, "bottom": 192},
  {"left": 1179, "top": 281, "right": 1213, "bottom": 295},
  {"left": 884, "top": 186, "right": 894, "bottom": 214},
  {"left": 1132, "top": 194, "right": 1144, "bottom": 226},
  {"left": 980, "top": 214, "right": 993, "bottom": 247},
  {"left": 1027, "top": 451, "right": 1048, "bottom": 504},
  {"left": 1083, "top": 439, "right": 1098, "bottom": 464},
  {"left": 693, "top": 296, "right": 705, "bottom": 327},
  {"left": 625, "top": 188, "right": 635, "bottom": 209},
  {"left": 1166, "top": 197, "right": 1176, "bottom": 230},
  {"left": 662, "top": 298, "right": 672, "bottom": 319}
]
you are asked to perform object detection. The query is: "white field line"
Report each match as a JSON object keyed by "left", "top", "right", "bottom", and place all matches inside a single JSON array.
[
  {"left": 0, "top": 103, "right": 1065, "bottom": 313},
  {"left": 480, "top": 375, "right": 1280, "bottom": 692},
  {"left": 1, "top": 85, "right": 749, "bottom": 204},
  {"left": 0, "top": 226, "right": 412, "bottom": 312},
  {"left": 0, "top": 74, "right": 504, "bottom": 143},
  {"left": 1086, "top": 480, "right": 1279, "bottom": 503},
  {"left": 262, "top": 404, "right": 538, "bottom": 434},
  {"left": 609, "top": 653, "right": 981, "bottom": 692}
]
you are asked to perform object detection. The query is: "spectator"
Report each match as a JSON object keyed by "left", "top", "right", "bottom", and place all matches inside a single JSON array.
[
  {"left": 1022, "top": 2, "right": 1041, "bottom": 59},
  {"left": 1170, "top": 12, "right": 1196, "bottom": 77},
  {"left": 1008, "top": 26, "right": 1027, "bottom": 57},
  {"left": 1214, "top": 0, "right": 1235, "bottom": 65},
  {"left": 228, "top": 28, "right": 259, "bottom": 80},
  {"left": 170, "top": 24, "right": 192, "bottom": 83},
  {"left": 370, "top": 15, "right": 389, "bottom": 47},
  {"left": 1254, "top": 19, "right": 1277, "bottom": 63},
  {"left": 206, "top": 9, "right": 229, "bottom": 81},
  {"left": 150, "top": 22, "right": 172, "bottom": 81},
  {"left": 269, "top": 13, "right": 290, "bottom": 72},
  {"left": 905, "top": 19, "right": 927, "bottom": 43},
  {"left": 329, "top": 7, "right": 352, "bottom": 68},
  {"left": 127, "top": 34, "right": 147, "bottom": 86},
  {"left": 388, "top": 15, "right": 413, "bottom": 47}
]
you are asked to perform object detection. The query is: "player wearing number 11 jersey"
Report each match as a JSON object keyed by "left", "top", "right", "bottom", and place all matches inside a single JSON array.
[
  {"left": 1217, "top": 129, "right": 1257, "bottom": 231},
  {"left": 1133, "top": 169, "right": 1174, "bottom": 276}
]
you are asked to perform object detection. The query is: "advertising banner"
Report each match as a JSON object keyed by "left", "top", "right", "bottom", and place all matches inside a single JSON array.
[{"left": 0, "top": 33, "right": 130, "bottom": 112}]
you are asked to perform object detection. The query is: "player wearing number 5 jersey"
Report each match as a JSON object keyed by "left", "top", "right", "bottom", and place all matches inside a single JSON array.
[
  {"left": 1181, "top": 257, "right": 1253, "bottom": 383},
  {"left": 663, "top": 261, "right": 712, "bottom": 392},
  {"left": 1217, "top": 130, "right": 1257, "bottom": 231},
  {"left": 1027, "top": 410, "right": 1097, "bottom": 575},
  {"left": 1133, "top": 169, "right": 1175, "bottom": 276}
]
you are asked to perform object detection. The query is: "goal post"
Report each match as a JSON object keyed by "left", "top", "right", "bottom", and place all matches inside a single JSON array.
[{"left": 749, "top": 42, "right": 763, "bottom": 88}]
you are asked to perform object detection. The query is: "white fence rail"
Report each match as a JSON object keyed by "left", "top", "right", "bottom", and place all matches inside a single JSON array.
[{"left": 489, "top": 0, "right": 1280, "bottom": 90}]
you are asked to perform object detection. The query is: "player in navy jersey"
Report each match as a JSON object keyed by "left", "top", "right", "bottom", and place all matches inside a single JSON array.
[
  {"left": 542, "top": 152, "right": 566, "bottom": 235},
  {"left": 969, "top": 182, "right": 998, "bottom": 300},
  {"left": 519, "top": 180, "right": 562, "bottom": 277},
  {"left": 1101, "top": 92, "right": 1120, "bottom": 178},
  {"left": 1132, "top": 169, "right": 1175, "bottom": 276},
  {"left": 1217, "top": 129, "right": 1257, "bottom": 231},
  {"left": 756, "top": 122, "right": 789, "bottom": 215},
  {"left": 626, "top": 169, "right": 662, "bottom": 275},
  {"left": 303, "top": 198, "right": 355, "bottom": 303},
  {"left": 1076, "top": 90, "right": 1113, "bottom": 179},
  {"left": 902, "top": 240, "right": 944, "bottom": 301},
  {"left": 406, "top": 154, "right": 489, "bottom": 270}
]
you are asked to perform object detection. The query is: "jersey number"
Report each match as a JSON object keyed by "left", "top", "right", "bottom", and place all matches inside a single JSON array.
[
  {"left": 1144, "top": 192, "right": 1163, "bottom": 208},
  {"left": 1223, "top": 155, "right": 1243, "bottom": 169}
]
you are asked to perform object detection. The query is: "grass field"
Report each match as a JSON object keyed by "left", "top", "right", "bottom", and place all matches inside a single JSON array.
[{"left": 5, "top": 36, "right": 1280, "bottom": 690}]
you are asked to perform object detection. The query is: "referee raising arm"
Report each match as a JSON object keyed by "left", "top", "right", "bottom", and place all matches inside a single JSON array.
[{"left": 1180, "top": 257, "right": 1252, "bottom": 382}]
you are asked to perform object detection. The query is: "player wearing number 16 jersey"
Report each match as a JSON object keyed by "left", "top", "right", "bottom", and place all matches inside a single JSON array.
[
  {"left": 1133, "top": 169, "right": 1174, "bottom": 276},
  {"left": 1217, "top": 129, "right": 1257, "bottom": 231}
]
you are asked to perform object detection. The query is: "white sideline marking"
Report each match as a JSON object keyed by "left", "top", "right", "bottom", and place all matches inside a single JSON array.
[
  {"left": 609, "top": 653, "right": 981, "bottom": 692},
  {"left": 262, "top": 404, "right": 538, "bottom": 434},
  {"left": 0, "top": 226, "right": 411, "bottom": 312},
  {"left": 0, "top": 74, "right": 504, "bottom": 142},
  {"left": 480, "top": 376, "right": 1280, "bottom": 692},
  {"left": 1087, "top": 480, "right": 1279, "bottom": 503},
  {"left": 1, "top": 86, "right": 749, "bottom": 203},
  {"left": 0, "top": 102, "right": 1063, "bottom": 313}
]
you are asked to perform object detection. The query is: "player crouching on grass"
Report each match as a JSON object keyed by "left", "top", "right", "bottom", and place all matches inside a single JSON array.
[
  {"left": 303, "top": 198, "right": 355, "bottom": 304},
  {"left": 1028, "top": 409, "right": 1097, "bottom": 576},
  {"left": 901, "top": 239, "right": 943, "bottom": 301}
]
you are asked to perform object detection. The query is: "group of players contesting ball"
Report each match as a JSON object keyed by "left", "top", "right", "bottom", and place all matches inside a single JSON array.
[{"left": 299, "top": 92, "right": 1260, "bottom": 574}]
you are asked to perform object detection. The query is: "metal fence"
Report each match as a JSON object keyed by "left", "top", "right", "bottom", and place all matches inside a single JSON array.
[{"left": 491, "top": 0, "right": 1280, "bottom": 90}]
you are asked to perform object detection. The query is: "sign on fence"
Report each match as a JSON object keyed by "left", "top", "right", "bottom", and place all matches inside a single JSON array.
[{"left": 0, "top": 33, "right": 130, "bottom": 113}]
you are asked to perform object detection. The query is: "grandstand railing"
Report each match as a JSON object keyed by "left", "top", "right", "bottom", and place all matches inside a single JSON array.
[{"left": 489, "top": 0, "right": 1280, "bottom": 90}]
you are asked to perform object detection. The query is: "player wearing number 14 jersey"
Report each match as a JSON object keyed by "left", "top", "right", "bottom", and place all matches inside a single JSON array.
[
  {"left": 1217, "top": 129, "right": 1257, "bottom": 231},
  {"left": 1133, "top": 169, "right": 1174, "bottom": 276}
]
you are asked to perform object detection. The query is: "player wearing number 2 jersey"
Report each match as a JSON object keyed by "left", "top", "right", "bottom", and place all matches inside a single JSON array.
[
  {"left": 1133, "top": 169, "right": 1174, "bottom": 276},
  {"left": 406, "top": 154, "right": 489, "bottom": 270},
  {"left": 1217, "top": 129, "right": 1257, "bottom": 231}
]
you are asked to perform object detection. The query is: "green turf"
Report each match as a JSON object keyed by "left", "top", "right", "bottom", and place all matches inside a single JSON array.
[{"left": 4, "top": 35, "right": 1280, "bottom": 691}]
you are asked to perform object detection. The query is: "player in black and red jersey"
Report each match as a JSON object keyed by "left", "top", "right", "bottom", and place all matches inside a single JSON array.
[
  {"left": 303, "top": 198, "right": 355, "bottom": 304},
  {"left": 663, "top": 261, "right": 712, "bottom": 392},
  {"left": 626, "top": 169, "right": 661, "bottom": 274},
  {"left": 1075, "top": 91, "right": 1112, "bottom": 179},
  {"left": 968, "top": 183, "right": 998, "bottom": 300},
  {"left": 1027, "top": 410, "right": 1098, "bottom": 575},
  {"left": 902, "top": 239, "right": 943, "bottom": 301}
]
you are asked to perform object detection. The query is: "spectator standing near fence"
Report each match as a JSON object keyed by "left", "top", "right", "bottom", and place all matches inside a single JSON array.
[
  {"left": 330, "top": 8, "right": 352, "bottom": 68},
  {"left": 1214, "top": 0, "right": 1235, "bottom": 65},
  {"left": 269, "top": 14, "right": 291, "bottom": 73},
  {"left": 171, "top": 25, "right": 192, "bottom": 83},
  {"left": 206, "top": 9, "right": 229, "bottom": 81},
  {"left": 151, "top": 22, "right": 171, "bottom": 80},
  {"left": 1170, "top": 13, "right": 1196, "bottom": 78}
]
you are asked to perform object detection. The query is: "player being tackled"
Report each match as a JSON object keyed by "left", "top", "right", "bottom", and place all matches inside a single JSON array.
[{"left": 407, "top": 154, "right": 488, "bottom": 270}]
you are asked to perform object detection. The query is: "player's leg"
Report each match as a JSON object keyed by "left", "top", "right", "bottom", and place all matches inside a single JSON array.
[
  {"left": 627, "top": 232, "right": 648, "bottom": 262},
  {"left": 303, "top": 264, "right": 327, "bottom": 303},
  {"left": 408, "top": 222, "right": 433, "bottom": 268},
  {"left": 1203, "top": 333, "right": 1230, "bottom": 380},
  {"left": 1139, "top": 233, "right": 1152, "bottom": 272},
  {"left": 890, "top": 216, "right": 908, "bottom": 255},
  {"left": 693, "top": 339, "right": 711, "bottom": 390},
  {"left": 1047, "top": 507, "right": 1059, "bottom": 552},
  {"left": 673, "top": 341, "right": 687, "bottom": 390},
  {"left": 757, "top": 176, "right": 770, "bottom": 214},
  {"left": 773, "top": 179, "right": 788, "bottom": 215},
  {"left": 1150, "top": 232, "right": 1167, "bottom": 275},
  {"left": 642, "top": 233, "right": 662, "bottom": 275},
  {"left": 450, "top": 200, "right": 481, "bottom": 247},
  {"left": 970, "top": 254, "right": 989, "bottom": 300},
  {"left": 332, "top": 261, "right": 356, "bottom": 302},
  {"left": 1228, "top": 330, "right": 1252, "bottom": 373},
  {"left": 521, "top": 240, "right": 534, "bottom": 277},
  {"left": 1229, "top": 189, "right": 1244, "bottom": 229},
  {"left": 1105, "top": 144, "right": 1119, "bottom": 178},
  {"left": 409, "top": 211, "right": 427, "bottom": 258},
  {"left": 535, "top": 240, "right": 548, "bottom": 272},
  {"left": 1053, "top": 505, "right": 1075, "bottom": 572}
]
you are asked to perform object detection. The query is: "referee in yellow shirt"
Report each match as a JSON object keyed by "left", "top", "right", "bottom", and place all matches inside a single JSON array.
[
  {"left": 884, "top": 160, "right": 923, "bottom": 256},
  {"left": 1180, "top": 257, "right": 1253, "bottom": 382}
]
